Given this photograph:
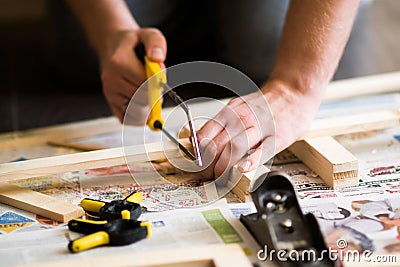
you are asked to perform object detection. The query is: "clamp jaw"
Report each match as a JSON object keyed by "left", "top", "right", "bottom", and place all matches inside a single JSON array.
[{"left": 80, "top": 191, "right": 142, "bottom": 220}]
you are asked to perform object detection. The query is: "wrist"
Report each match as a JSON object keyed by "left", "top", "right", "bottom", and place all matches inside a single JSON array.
[
  {"left": 260, "top": 77, "right": 324, "bottom": 115},
  {"left": 264, "top": 70, "right": 327, "bottom": 103}
]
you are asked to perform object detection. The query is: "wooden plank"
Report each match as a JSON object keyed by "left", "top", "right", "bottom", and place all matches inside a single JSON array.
[
  {"left": 323, "top": 71, "right": 400, "bottom": 102},
  {"left": 0, "top": 139, "right": 194, "bottom": 182},
  {"left": 17, "top": 244, "right": 252, "bottom": 267},
  {"left": 0, "top": 117, "right": 121, "bottom": 152},
  {"left": 289, "top": 137, "right": 359, "bottom": 189},
  {"left": 301, "top": 109, "right": 400, "bottom": 139},
  {"left": 0, "top": 184, "right": 84, "bottom": 222},
  {"left": 47, "top": 139, "right": 104, "bottom": 151}
]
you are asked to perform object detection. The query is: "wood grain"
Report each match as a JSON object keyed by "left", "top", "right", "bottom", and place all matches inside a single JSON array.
[
  {"left": 289, "top": 137, "right": 359, "bottom": 189},
  {"left": 0, "top": 183, "right": 84, "bottom": 222}
]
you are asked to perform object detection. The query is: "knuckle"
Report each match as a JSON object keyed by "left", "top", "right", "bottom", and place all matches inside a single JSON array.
[
  {"left": 228, "top": 97, "right": 243, "bottom": 106},
  {"left": 141, "top": 28, "right": 165, "bottom": 41},
  {"left": 101, "top": 71, "right": 111, "bottom": 84},
  {"left": 231, "top": 141, "right": 242, "bottom": 153}
]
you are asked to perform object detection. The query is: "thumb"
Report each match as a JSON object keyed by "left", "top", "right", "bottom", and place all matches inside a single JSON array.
[{"left": 138, "top": 28, "right": 167, "bottom": 63}]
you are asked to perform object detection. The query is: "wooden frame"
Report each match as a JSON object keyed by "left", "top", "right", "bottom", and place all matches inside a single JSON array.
[{"left": 0, "top": 109, "right": 398, "bottom": 193}]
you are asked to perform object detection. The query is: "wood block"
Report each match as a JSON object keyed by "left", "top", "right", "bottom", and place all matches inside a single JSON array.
[
  {"left": 230, "top": 165, "right": 270, "bottom": 202},
  {"left": 17, "top": 244, "right": 253, "bottom": 267},
  {"left": 0, "top": 183, "right": 84, "bottom": 223},
  {"left": 289, "top": 136, "right": 359, "bottom": 189}
]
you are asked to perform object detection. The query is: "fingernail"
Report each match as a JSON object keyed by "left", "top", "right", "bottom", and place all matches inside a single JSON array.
[
  {"left": 150, "top": 48, "right": 164, "bottom": 60},
  {"left": 239, "top": 161, "right": 251, "bottom": 172}
]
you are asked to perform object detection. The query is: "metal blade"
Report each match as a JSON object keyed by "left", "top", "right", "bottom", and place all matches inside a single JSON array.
[
  {"left": 161, "top": 83, "right": 203, "bottom": 167},
  {"left": 161, "top": 127, "right": 197, "bottom": 162}
]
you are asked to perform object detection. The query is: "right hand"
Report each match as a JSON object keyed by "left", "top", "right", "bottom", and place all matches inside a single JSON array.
[{"left": 99, "top": 28, "right": 167, "bottom": 123}]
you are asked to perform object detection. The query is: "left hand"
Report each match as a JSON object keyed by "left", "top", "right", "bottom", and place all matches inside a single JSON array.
[{"left": 196, "top": 79, "right": 322, "bottom": 179}]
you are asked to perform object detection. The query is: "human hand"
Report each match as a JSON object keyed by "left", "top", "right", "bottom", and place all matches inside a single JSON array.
[
  {"left": 196, "top": 79, "right": 322, "bottom": 179},
  {"left": 99, "top": 28, "right": 167, "bottom": 123}
]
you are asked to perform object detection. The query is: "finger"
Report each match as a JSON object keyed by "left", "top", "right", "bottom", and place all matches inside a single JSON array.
[
  {"left": 197, "top": 139, "right": 218, "bottom": 179},
  {"left": 214, "top": 126, "right": 262, "bottom": 178},
  {"left": 138, "top": 28, "right": 167, "bottom": 62},
  {"left": 106, "top": 92, "right": 127, "bottom": 122},
  {"left": 197, "top": 103, "right": 247, "bottom": 143},
  {"left": 103, "top": 78, "right": 146, "bottom": 124},
  {"left": 237, "top": 137, "right": 276, "bottom": 173},
  {"left": 226, "top": 96, "right": 245, "bottom": 109},
  {"left": 197, "top": 118, "right": 225, "bottom": 147},
  {"left": 119, "top": 53, "right": 147, "bottom": 87}
]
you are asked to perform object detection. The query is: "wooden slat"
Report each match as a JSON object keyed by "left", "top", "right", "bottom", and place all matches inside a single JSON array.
[
  {"left": 301, "top": 109, "right": 400, "bottom": 139},
  {"left": 323, "top": 71, "right": 400, "bottom": 102},
  {"left": 0, "top": 139, "right": 194, "bottom": 182},
  {"left": 0, "top": 117, "right": 121, "bottom": 151},
  {"left": 0, "top": 184, "right": 84, "bottom": 222},
  {"left": 0, "top": 110, "right": 398, "bottom": 183}
]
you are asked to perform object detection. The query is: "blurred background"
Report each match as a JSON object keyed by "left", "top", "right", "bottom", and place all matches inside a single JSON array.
[{"left": 0, "top": 0, "right": 399, "bottom": 133}]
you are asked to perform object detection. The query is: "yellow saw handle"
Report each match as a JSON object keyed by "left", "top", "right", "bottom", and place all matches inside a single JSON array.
[{"left": 145, "top": 56, "right": 166, "bottom": 131}]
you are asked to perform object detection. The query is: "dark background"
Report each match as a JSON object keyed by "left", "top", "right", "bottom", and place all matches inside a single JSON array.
[{"left": 1, "top": 0, "right": 400, "bottom": 133}]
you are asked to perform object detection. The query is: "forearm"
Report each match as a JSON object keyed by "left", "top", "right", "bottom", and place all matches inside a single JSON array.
[
  {"left": 267, "top": 0, "right": 360, "bottom": 98},
  {"left": 66, "top": 0, "right": 139, "bottom": 55}
]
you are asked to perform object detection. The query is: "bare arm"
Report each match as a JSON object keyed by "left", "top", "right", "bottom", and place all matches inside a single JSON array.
[
  {"left": 268, "top": 0, "right": 360, "bottom": 99},
  {"left": 198, "top": 0, "right": 360, "bottom": 178},
  {"left": 66, "top": 0, "right": 138, "bottom": 56}
]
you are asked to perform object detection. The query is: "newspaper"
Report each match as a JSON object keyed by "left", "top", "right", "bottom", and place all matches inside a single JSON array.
[
  {"left": 0, "top": 199, "right": 264, "bottom": 267},
  {"left": 273, "top": 126, "right": 400, "bottom": 258}
]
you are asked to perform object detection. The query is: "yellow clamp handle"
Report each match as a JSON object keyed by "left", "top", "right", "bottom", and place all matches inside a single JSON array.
[
  {"left": 125, "top": 191, "right": 143, "bottom": 204},
  {"left": 140, "top": 221, "right": 152, "bottom": 237},
  {"left": 68, "top": 231, "right": 110, "bottom": 253},
  {"left": 145, "top": 56, "right": 166, "bottom": 131},
  {"left": 80, "top": 199, "right": 105, "bottom": 213},
  {"left": 70, "top": 218, "right": 108, "bottom": 226}
]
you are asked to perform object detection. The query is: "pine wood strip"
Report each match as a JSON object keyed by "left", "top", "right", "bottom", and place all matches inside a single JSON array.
[
  {"left": 0, "top": 117, "right": 122, "bottom": 151},
  {"left": 0, "top": 139, "right": 194, "bottom": 182},
  {"left": 301, "top": 109, "right": 400, "bottom": 139},
  {"left": 323, "top": 71, "right": 400, "bottom": 102},
  {"left": 0, "top": 184, "right": 84, "bottom": 222},
  {"left": 17, "top": 244, "right": 252, "bottom": 267},
  {"left": 289, "top": 137, "right": 359, "bottom": 189},
  {"left": 47, "top": 139, "right": 104, "bottom": 151}
]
